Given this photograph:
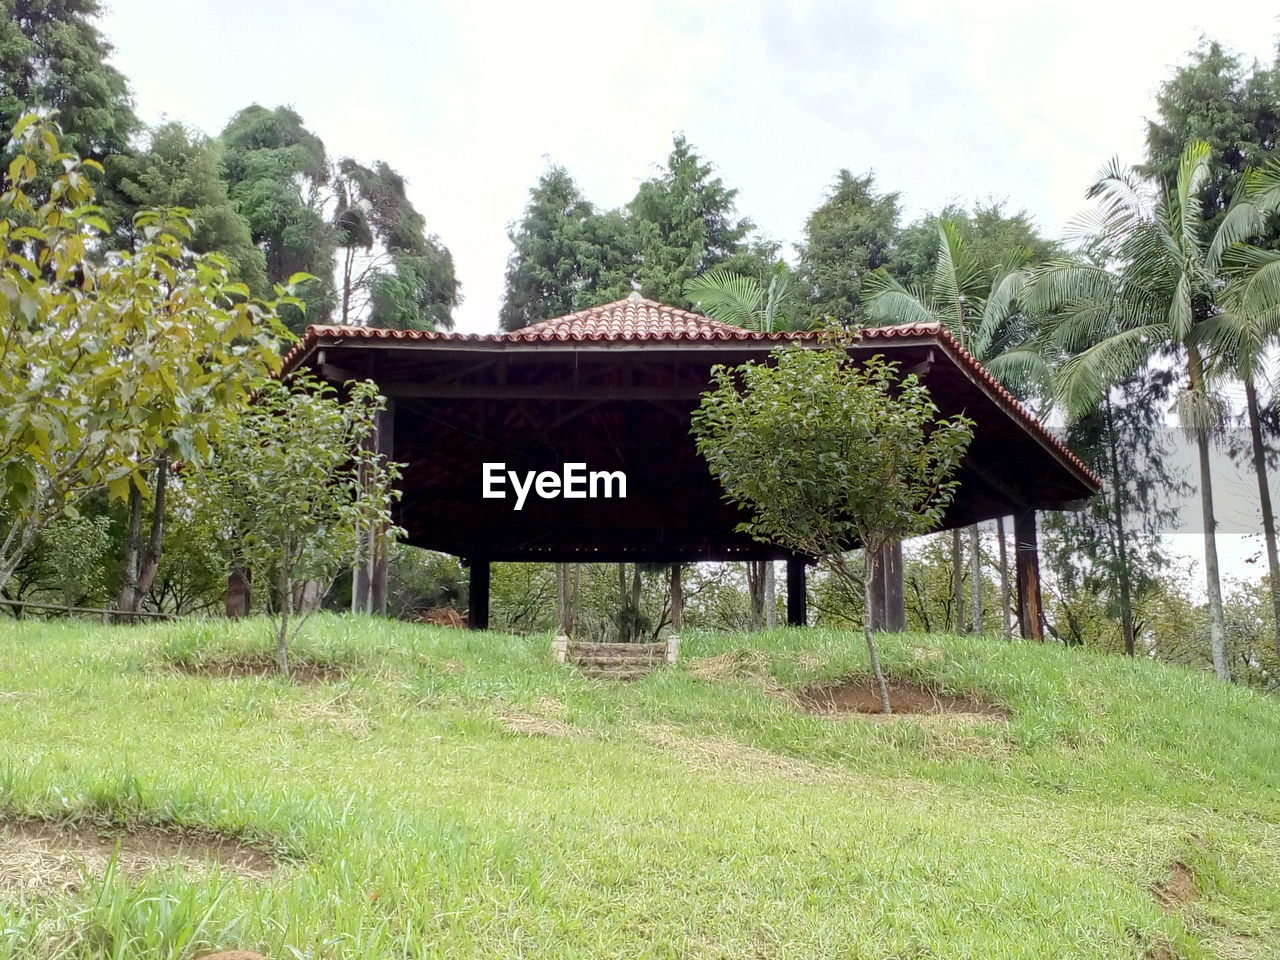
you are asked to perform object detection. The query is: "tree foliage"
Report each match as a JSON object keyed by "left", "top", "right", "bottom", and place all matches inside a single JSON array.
[
  {"left": 629, "top": 135, "right": 754, "bottom": 307},
  {"left": 0, "top": 115, "right": 293, "bottom": 596},
  {"left": 220, "top": 105, "right": 335, "bottom": 328},
  {"left": 334, "top": 157, "right": 459, "bottom": 330},
  {"left": 107, "top": 121, "right": 267, "bottom": 291},
  {"left": 1142, "top": 39, "right": 1280, "bottom": 232},
  {"left": 499, "top": 166, "right": 634, "bottom": 330}
]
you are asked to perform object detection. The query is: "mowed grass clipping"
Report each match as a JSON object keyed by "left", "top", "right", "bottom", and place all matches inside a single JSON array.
[{"left": 0, "top": 616, "right": 1278, "bottom": 959}]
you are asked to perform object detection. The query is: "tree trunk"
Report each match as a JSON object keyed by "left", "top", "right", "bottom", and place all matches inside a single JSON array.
[
  {"left": 117, "top": 481, "right": 144, "bottom": 617},
  {"left": 951, "top": 528, "right": 964, "bottom": 633},
  {"left": 969, "top": 524, "right": 983, "bottom": 633},
  {"left": 1104, "top": 396, "right": 1137, "bottom": 656},
  {"left": 861, "top": 549, "right": 891, "bottom": 715},
  {"left": 669, "top": 563, "right": 684, "bottom": 633},
  {"left": 1245, "top": 376, "right": 1280, "bottom": 665},
  {"left": 746, "top": 560, "right": 765, "bottom": 630},
  {"left": 997, "top": 516, "right": 1011, "bottom": 638},
  {"left": 763, "top": 560, "right": 776, "bottom": 629},
  {"left": 132, "top": 455, "right": 168, "bottom": 609},
  {"left": 1187, "top": 346, "right": 1229, "bottom": 680},
  {"left": 276, "top": 560, "right": 292, "bottom": 677}
]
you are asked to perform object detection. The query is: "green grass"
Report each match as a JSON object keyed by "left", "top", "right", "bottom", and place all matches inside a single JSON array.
[{"left": 1, "top": 615, "right": 1278, "bottom": 959}]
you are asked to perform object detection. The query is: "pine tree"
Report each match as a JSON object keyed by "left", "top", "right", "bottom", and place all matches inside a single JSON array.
[
  {"left": 500, "top": 166, "right": 633, "bottom": 330},
  {"left": 0, "top": 0, "right": 138, "bottom": 161},
  {"left": 796, "top": 170, "right": 900, "bottom": 323},
  {"left": 628, "top": 135, "right": 752, "bottom": 306}
]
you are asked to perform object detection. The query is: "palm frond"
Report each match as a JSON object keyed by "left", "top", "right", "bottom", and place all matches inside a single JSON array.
[
  {"left": 1024, "top": 260, "right": 1116, "bottom": 313},
  {"left": 862, "top": 285, "right": 939, "bottom": 328},
  {"left": 1173, "top": 140, "right": 1212, "bottom": 257},
  {"left": 985, "top": 347, "right": 1053, "bottom": 399},
  {"left": 685, "top": 269, "right": 764, "bottom": 331},
  {"left": 1054, "top": 323, "right": 1167, "bottom": 421}
]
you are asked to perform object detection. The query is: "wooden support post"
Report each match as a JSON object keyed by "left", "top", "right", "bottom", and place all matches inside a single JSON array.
[
  {"left": 469, "top": 557, "right": 490, "bottom": 631},
  {"left": 1014, "top": 509, "right": 1044, "bottom": 641},
  {"left": 870, "top": 540, "right": 905, "bottom": 632},
  {"left": 786, "top": 558, "right": 807, "bottom": 627}
]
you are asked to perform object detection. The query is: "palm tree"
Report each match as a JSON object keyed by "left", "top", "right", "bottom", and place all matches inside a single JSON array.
[
  {"left": 684, "top": 263, "right": 802, "bottom": 333},
  {"left": 865, "top": 222, "right": 1047, "bottom": 636},
  {"left": 1212, "top": 200, "right": 1280, "bottom": 663},
  {"left": 1032, "top": 142, "right": 1280, "bottom": 680}
]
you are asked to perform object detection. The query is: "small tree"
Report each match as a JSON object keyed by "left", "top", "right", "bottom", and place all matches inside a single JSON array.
[
  {"left": 692, "top": 339, "right": 973, "bottom": 713},
  {"left": 193, "top": 377, "right": 401, "bottom": 675}
]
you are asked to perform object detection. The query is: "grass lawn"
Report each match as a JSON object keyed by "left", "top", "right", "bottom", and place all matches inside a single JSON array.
[{"left": 1, "top": 616, "right": 1278, "bottom": 959}]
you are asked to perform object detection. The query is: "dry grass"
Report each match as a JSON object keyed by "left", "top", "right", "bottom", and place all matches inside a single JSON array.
[{"left": 0, "top": 820, "right": 276, "bottom": 897}]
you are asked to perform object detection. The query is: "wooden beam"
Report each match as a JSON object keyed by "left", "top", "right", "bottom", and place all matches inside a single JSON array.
[
  {"left": 469, "top": 557, "right": 490, "bottom": 631},
  {"left": 870, "top": 540, "right": 905, "bottom": 632},
  {"left": 1014, "top": 508, "right": 1044, "bottom": 641},
  {"left": 786, "top": 558, "right": 808, "bottom": 627},
  {"left": 378, "top": 381, "right": 707, "bottom": 401}
]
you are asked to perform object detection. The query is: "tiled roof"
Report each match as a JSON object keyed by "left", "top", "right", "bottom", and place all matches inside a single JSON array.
[
  {"left": 508, "top": 293, "right": 751, "bottom": 341},
  {"left": 282, "top": 295, "right": 1099, "bottom": 490}
]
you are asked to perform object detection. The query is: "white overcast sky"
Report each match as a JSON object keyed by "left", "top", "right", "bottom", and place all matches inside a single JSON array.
[
  {"left": 100, "top": 0, "right": 1280, "bottom": 336},
  {"left": 100, "top": 0, "right": 1280, "bottom": 585}
]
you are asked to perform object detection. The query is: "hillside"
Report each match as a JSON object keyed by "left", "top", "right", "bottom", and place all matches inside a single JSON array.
[{"left": 1, "top": 618, "right": 1278, "bottom": 959}]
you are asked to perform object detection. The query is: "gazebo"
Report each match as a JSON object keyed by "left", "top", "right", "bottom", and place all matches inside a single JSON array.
[{"left": 281, "top": 293, "right": 1100, "bottom": 637}]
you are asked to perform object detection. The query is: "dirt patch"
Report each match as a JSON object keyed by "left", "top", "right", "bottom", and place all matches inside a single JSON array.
[
  {"left": 169, "top": 654, "right": 345, "bottom": 684},
  {"left": 1152, "top": 861, "right": 1199, "bottom": 913},
  {"left": 793, "top": 678, "right": 1007, "bottom": 717},
  {"left": 1, "top": 819, "right": 277, "bottom": 897}
]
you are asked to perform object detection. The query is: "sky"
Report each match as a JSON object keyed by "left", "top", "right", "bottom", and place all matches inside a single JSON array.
[{"left": 98, "top": 0, "right": 1280, "bottom": 585}]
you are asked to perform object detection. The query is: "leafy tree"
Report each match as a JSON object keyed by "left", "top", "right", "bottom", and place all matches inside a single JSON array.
[
  {"left": 333, "top": 157, "right": 458, "bottom": 329},
  {"left": 220, "top": 105, "right": 335, "bottom": 329},
  {"left": 892, "top": 202, "right": 1058, "bottom": 293},
  {"left": 0, "top": 115, "right": 292, "bottom": 597},
  {"left": 629, "top": 135, "right": 753, "bottom": 306},
  {"left": 796, "top": 170, "right": 901, "bottom": 322},
  {"left": 692, "top": 341, "right": 973, "bottom": 712},
  {"left": 0, "top": 0, "right": 138, "bottom": 161},
  {"left": 106, "top": 122, "right": 266, "bottom": 290},
  {"left": 192, "top": 378, "right": 400, "bottom": 674},
  {"left": 1033, "top": 142, "right": 1280, "bottom": 680},
  {"left": 1214, "top": 220, "right": 1280, "bottom": 663},
  {"left": 499, "top": 166, "right": 634, "bottom": 330}
]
